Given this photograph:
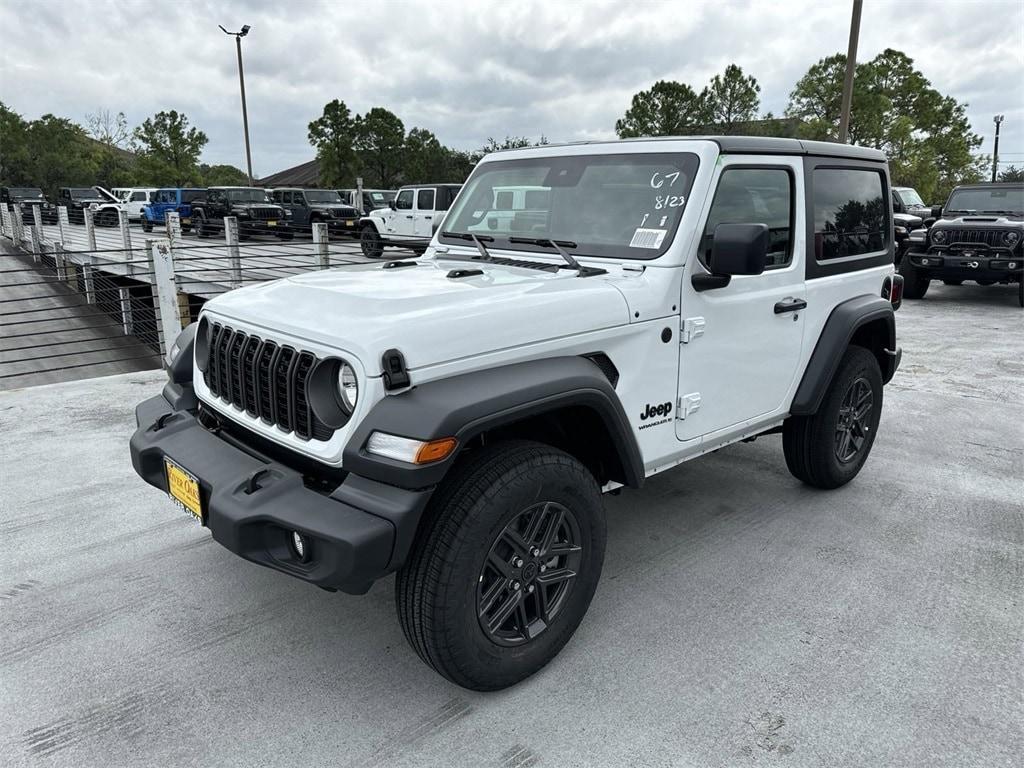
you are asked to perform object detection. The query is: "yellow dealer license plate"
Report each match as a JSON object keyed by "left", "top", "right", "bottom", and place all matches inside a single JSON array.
[
  {"left": 165, "top": 459, "right": 203, "bottom": 523},
  {"left": 266, "top": 220, "right": 277, "bottom": 227},
  {"left": 345, "top": 220, "right": 354, "bottom": 227}
]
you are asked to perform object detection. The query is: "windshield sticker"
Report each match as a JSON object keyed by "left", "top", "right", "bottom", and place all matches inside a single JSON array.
[{"left": 630, "top": 228, "right": 667, "bottom": 249}]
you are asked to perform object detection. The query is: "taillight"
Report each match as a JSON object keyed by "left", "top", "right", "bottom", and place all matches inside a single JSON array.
[{"left": 882, "top": 274, "right": 903, "bottom": 310}]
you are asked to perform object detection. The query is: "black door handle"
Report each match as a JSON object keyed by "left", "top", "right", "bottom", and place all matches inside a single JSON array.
[{"left": 774, "top": 298, "right": 807, "bottom": 314}]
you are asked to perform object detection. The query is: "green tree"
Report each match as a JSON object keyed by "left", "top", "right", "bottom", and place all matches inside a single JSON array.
[
  {"left": 704, "top": 64, "right": 761, "bottom": 134},
  {"left": 308, "top": 99, "right": 358, "bottom": 187},
  {"left": 354, "top": 107, "right": 406, "bottom": 188},
  {"left": 403, "top": 127, "right": 452, "bottom": 183},
  {"left": 25, "top": 115, "right": 100, "bottom": 197},
  {"left": 0, "top": 102, "right": 31, "bottom": 186},
  {"left": 199, "top": 163, "right": 249, "bottom": 186},
  {"left": 132, "top": 110, "right": 207, "bottom": 185},
  {"left": 999, "top": 165, "right": 1024, "bottom": 182},
  {"left": 786, "top": 49, "right": 983, "bottom": 201},
  {"left": 615, "top": 80, "right": 710, "bottom": 138}
]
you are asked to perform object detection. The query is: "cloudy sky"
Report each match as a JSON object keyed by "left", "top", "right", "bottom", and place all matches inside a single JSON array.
[{"left": 2, "top": 0, "right": 1022, "bottom": 179}]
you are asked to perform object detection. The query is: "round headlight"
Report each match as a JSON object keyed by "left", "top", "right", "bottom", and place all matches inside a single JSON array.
[
  {"left": 338, "top": 361, "right": 358, "bottom": 413},
  {"left": 931, "top": 228, "right": 947, "bottom": 244},
  {"left": 1003, "top": 231, "right": 1021, "bottom": 247}
]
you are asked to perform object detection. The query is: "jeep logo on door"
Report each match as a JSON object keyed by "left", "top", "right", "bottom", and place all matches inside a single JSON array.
[{"left": 641, "top": 401, "right": 673, "bottom": 421}]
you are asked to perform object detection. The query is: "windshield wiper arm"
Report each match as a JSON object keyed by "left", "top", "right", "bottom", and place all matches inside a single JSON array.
[
  {"left": 440, "top": 230, "right": 495, "bottom": 260},
  {"left": 508, "top": 237, "right": 582, "bottom": 269}
]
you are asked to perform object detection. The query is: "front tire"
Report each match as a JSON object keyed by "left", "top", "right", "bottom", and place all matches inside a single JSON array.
[
  {"left": 783, "top": 346, "right": 883, "bottom": 490},
  {"left": 360, "top": 225, "right": 383, "bottom": 258},
  {"left": 899, "top": 254, "right": 930, "bottom": 299},
  {"left": 396, "top": 441, "right": 606, "bottom": 691}
]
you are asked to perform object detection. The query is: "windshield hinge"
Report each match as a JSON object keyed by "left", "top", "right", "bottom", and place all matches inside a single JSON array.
[
  {"left": 381, "top": 348, "right": 410, "bottom": 391},
  {"left": 681, "top": 317, "right": 706, "bottom": 344}
]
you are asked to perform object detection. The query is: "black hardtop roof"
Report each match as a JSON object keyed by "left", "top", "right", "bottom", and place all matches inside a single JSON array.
[
  {"left": 398, "top": 183, "right": 462, "bottom": 190},
  {"left": 501, "top": 135, "right": 887, "bottom": 163},
  {"left": 950, "top": 182, "right": 1024, "bottom": 190},
  {"left": 156, "top": 187, "right": 206, "bottom": 192}
]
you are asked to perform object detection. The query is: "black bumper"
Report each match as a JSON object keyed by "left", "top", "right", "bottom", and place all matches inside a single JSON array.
[
  {"left": 130, "top": 393, "right": 432, "bottom": 594},
  {"left": 909, "top": 251, "right": 1023, "bottom": 281}
]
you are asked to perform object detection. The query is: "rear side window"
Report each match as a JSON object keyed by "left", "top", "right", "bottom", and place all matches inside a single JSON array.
[
  {"left": 417, "top": 189, "right": 435, "bottom": 210},
  {"left": 813, "top": 169, "right": 888, "bottom": 260},
  {"left": 701, "top": 167, "right": 793, "bottom": 268}
]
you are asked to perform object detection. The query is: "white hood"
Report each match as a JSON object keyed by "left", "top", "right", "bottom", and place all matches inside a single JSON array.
[{"left": 204, "top": 256, "right": 631, "bottom": 373}]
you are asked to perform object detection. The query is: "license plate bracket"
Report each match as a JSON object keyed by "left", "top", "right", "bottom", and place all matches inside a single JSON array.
[{"left": 165, "top": 459, "right": 204, "bottom": 523}]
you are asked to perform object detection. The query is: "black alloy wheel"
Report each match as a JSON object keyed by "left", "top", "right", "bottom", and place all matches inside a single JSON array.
[
  {"left": 477, "top": 501, "right": 582, "bottom": 646},
  {"left": 834, "top": 376, "right": 874, "bottom": 464}
]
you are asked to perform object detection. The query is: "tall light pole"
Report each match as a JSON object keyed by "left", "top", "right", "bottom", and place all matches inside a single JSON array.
[
  {"left": 992, "top": 114, "right": 1004, "bottom": 183},
  {"left": 220, "top": 24, "right": 254, "bottom": 185},
  {"left": 837, "top": 0, "right": 863, "bottom": 143}
]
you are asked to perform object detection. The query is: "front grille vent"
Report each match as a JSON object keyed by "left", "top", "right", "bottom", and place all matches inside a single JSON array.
[
  {"left": 936, "top": 229, "right": 1014, "bottom": 249},
  {"left": 204, "top": 323, "right": 333, "bottom": 441}
]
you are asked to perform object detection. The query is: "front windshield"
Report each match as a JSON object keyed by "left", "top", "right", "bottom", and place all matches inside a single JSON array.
[
  {"left": 226, "top": 188, "right": 271, "bottom": 203},
  {"left": 70, "top": 188, "right": 99, "bottom": 198},
  {"left": 367, "top": 190, "right": 396, "bottom": 206},
  {"left": 945, "top": 186, "right": 1024, "bottom": 215},
  {"left": 304, "top": 190, "right": 343, "bottom": 204},
  {"left": 10, "top": 188, "right": 43, "bottom": 199},
  {"left": 897, "top": 188, "right": 925, "bottom": 206},
  {"left": 441, "top": 152, "right": 700, "bottom": 259}
]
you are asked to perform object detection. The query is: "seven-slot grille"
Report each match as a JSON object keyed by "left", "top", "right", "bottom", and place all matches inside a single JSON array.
[
  {"left": 204, "top": 323, "right": 333, "bottom": 441},
  {"left": 247, "top": 207, "right": 283, "bottom": 221},
  {"left": 936, "top": 229, "right": 1013, "bottom": 248}
]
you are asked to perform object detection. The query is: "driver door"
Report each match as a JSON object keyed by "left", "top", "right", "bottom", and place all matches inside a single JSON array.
[
  {"left": 414, "top": 188, "right": 436, "bottom": 237},
  {"left": 676, "top": 157, "right": 807, "bottom": 442},
  {"left": 390, "top": 188, "right": 414, "bottom": 236}
]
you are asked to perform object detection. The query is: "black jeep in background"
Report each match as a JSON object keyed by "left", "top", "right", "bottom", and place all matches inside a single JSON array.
[
  {"left": 190, "top": 187, "right": 292, "bottom": 240},
  {"left": 1, "top": 187, "right": 57, "bottom": 224},
  {"left": 270, "top": 188, "right": 360, "bottom": 235},
  {"left": 57, "top": 187, "right": 110, "bottom": 223},
  {"left": 900, "top": 183, "right": 1023, "bottom": 307}
]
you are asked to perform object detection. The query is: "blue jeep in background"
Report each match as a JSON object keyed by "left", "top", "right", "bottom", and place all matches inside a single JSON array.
[{"left": 141, "top": 188, "right": 206, "bottom": 233}]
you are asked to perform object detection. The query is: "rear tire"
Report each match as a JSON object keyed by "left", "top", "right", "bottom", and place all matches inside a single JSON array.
[
  {"left": 395, "top": 440, "right": 606, "bottom": 691},
  {"left": 899, "top": 255, "right": 930, "bottom": 299},
  {"left": 783, "top": 346, "right": 883, "bottom": 490},
  {"left": 360, "top": 225, "right": 383, "bottom": 258}
]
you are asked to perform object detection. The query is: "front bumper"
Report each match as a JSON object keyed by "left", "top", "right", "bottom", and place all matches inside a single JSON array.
[
  {"left": 129, "top": 392, "right": 432, "bottom": 593},
  {"left": 908, "top": 251, "right": 1023, "bottom": 281}
]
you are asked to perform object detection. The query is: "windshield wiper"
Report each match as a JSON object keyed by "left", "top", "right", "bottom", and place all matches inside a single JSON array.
[
  {"left": 980, "top": 209, "right": 1020, "bottom": 215},
  {"left": 508, "top": 237, "right": 607, "bottom": 277},
  {"left": 440, "top": 231, "right": 495, "bottom": 261}
]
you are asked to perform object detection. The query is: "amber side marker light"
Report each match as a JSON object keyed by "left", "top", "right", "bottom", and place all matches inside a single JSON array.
[{"left": 366, "top": 432, "right": 458, "bottom": 464}]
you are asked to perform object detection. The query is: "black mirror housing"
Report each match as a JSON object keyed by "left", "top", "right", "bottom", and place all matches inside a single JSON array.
[
  {"left": 388, "top": 200, "right": 397, "bottom": 210},
  {"left": 930, "top": 205, "right": 943, "bottom": 218},
  {"left": 709, "top": 223, "right": 769, "bottom": 276}
]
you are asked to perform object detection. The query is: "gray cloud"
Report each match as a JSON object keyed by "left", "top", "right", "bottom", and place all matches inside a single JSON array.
[{"left": 2, "top": 0, "right": 1022, "bottom": 179}]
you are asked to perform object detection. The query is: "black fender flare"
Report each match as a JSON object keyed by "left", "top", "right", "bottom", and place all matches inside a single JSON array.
[
  {"left": 790, "top": 294, "right": 896, "bottom": 416},
  {"left": 343, "top": 356, "right": 644, "bottom": 491}
]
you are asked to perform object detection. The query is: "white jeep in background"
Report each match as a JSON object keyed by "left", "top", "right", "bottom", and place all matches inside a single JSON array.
[
  {"left": 112, "top": 187, "right": 158, "bottom": 222},
  {"left": 358, "top": 183, "right": 462, "bottom": 257},
  {"left": 131, "top": 136, "right": 902, "bottom": 691}
]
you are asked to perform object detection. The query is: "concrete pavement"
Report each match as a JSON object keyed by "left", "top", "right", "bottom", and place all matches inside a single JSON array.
[{"left": 1, "top": 282, "right": 1021, "bottom": 767}]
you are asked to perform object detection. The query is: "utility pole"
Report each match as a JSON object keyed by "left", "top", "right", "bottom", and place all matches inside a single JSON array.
[
  {"left": 992, "top": 115, "right": 1004, "bottom": 183},
  {"left": 837, "top": 0, "right": 863, "bottom": 144},
  {"left": 220, "top": 24, "right": 254, "bottom": 185}
]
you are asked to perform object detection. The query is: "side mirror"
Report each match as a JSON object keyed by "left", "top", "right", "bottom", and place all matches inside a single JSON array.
[
  {"left": 388, "top": 200, "right": 397, "bottom": 210},
  {"left": 693, "top": 223, "right": 769, "bottom": 291},
  {"left": 930, "top": 205, "right": 943, "bottom": 218}
]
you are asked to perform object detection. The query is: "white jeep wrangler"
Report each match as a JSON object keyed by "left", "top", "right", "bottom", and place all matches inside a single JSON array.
[
  {"left": 131, "top": 137, "right": 902, "bottom": 691},
  {"left": 358, "top": 183, "right": 462, "bottom": 258}
]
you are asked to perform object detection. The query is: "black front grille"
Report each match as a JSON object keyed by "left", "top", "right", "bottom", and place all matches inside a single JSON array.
[
  {"left": 204, "top": 323, "right": 332, "bottom": 441},
  {"left": 937, "top": 229, "right": 1011, "bottom": 248},
  {"left": 248, "top": 207, "right": 282, "bottom": 221}
]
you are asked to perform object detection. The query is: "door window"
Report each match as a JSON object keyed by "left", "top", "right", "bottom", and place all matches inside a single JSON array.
[
  {"left": 416, "top": 189, "right": 435, "bottom": 211},
  {"left": 813, "top": 168, "right": 888, "bottom": 260},
  {"left": 701, "top": 168, "right": 793, "bottom": 268},
  {"left": 395, "top": 190, "right": 414, "bottom": 210},
  {"left": 131, "top": 191, "right": 147, "bottom": 202}
]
